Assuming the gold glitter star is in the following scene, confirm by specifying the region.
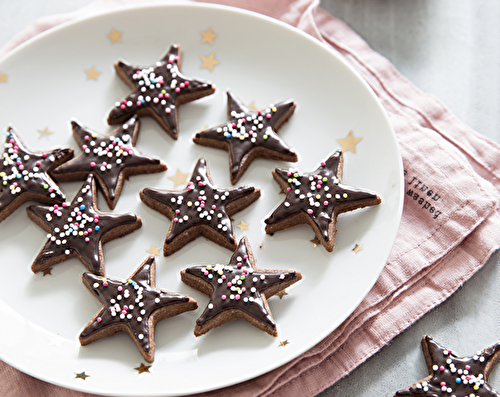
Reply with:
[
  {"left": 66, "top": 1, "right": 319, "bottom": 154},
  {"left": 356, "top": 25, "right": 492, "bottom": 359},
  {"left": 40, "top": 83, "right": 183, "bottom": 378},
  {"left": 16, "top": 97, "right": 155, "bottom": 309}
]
[
  {"left": 247, "top": 100, "right": 258, "bottom": 112},
  {"left": 277, "top": 290, "right": 288, "bottom": 299},
  {"left": 37, "top": 127, "right": 54, "bottom": 139},
  {"left": 310, "top": 236, "right": 320, "bottom": 248},
  {"left": 352, "top": 243, "right": 363, "bottom": 253},
  {"left": 337, "top": 131, "right": 363, "bottom": 154},
  {"left": 74, "top": 371, "right": 89, "bottom": 380},
  {"left": 134, "top": 363, "right": 152, "bottom": 374},
  {"left": 146, "top": 245, "right": 161, "bottom": 256},
  {"left": 167, "top": 168, "right": 191, "bottom": 188},
  {"left": 85, "top": 66, "right": 101, "bottom": 81},
  {"left": 200, "top": 52, "right": 220, "bottom": 72},
  {"left": 0, "top": 73, "right": 7, "bottom": 83},
  {"left": 279, "top": 340, "right": 290, "bottom": 347},
  {"left": 42, "top": 267, "right": 52, "bottom": 276},
  {"left": 107, "top": 28, "right": 122, "bottom": 44},
  {"left": 236, "top": 220, "right": 249, "bottom": 231},
  {"left": 200, "top": 27, "right": 217, "bottom": 45}
]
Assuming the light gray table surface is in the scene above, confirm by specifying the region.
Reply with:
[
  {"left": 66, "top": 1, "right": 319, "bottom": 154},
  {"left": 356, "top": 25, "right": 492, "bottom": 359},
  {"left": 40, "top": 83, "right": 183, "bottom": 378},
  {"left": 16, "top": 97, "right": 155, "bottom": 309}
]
[{"left": 0, "top": 1, "right": 499, "bottom": 396}]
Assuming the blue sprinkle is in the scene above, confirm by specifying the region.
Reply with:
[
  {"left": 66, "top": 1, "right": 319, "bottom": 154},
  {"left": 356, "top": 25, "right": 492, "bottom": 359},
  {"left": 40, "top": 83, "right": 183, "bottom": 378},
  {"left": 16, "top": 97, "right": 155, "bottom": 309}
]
[
  {"left": 455, "top": 378, "right": 461, "bottom": 384},
  {"left": 95, "top": 226, "right": 100, "bottom": 231},
  {"left": 80, "top": 205, "right": 85, "bottom": 210},
  {"left": 141, "top": 100, "right": 145, "bottom": 104}
]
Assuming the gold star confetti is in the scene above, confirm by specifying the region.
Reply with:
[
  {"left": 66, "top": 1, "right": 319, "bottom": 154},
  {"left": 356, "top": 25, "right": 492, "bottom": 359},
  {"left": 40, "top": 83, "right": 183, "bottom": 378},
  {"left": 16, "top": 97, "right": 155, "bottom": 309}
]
[
  {"left": 200, "top": 27, "right": 217, "bottom": 45},
  {"left": 279, "top": 340, "right": 290, "bottom": 347},
  {"left": 0, "top": 73, "right": 7, "bottom": 83},
  {"left": 167, "top": 168, "right": 191, "bottom": 188},
  {"left": 337, "top": 130, "right": 362, "bottom": 154},
  {"left": 310, "top": 236, "right": 320, "bottom": 248},
  {"left": 146, "top": 245, "right": 161, "bottom": 256},
  {"left": 248, "top": 100, "right": 259, "bottom": 112},
  {"left": 236, "top": 220, "right": 249, "bottom": 231},
  {"left": 134, "top": 363, "right": 152, "bottom": 374},
  {"left": 42, "top": 267, "right": 52, "bottom": 277},
  {"left": 352, "top": 243, "right": 363, "bottom": 253},
  {"left": 85, "top": 66, "right": 101, "bottom": 81},
  {"left": 200, "top": 53, "right": 220, "bottom": 72},
  {"left": 107, "top": 28, "right": 122, "bottom": 44},
  {"left": 37, "top": 127, "right": 54, "bottom": 139},
  {"left": 277, "top": 290, "right": 288, "bottom": 299},
  {"left": 74, "top": 371, "right": 90, "bottom": 380},
  {"left": 197, "top": 125, "right": 209, "bottom": 132}
]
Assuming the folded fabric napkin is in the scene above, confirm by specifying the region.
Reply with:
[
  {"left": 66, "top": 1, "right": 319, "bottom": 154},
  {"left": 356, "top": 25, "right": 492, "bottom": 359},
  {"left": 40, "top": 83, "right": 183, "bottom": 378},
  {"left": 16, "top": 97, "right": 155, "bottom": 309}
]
[{"left": 2, "top": 0, "right": 500, "bottom": 396}]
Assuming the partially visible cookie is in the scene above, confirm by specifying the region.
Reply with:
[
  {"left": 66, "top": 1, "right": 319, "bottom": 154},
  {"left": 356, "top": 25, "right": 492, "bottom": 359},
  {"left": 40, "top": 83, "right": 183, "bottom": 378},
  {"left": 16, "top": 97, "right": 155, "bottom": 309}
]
[
  {"left": 193, "top": 91, "right": 298, "bottom": 184},
  {"left": 80, "top": 255, "right": 197, "bottom": 363},
  {"left": 52, "top": 116, "right": 167, "bottom": 209},
  {"left": 0, "top": 126, "right": 73, "bottom": 223},
  {"left": 181, "top": 236, "right": 302, "bottom": 337},
  {"left": 108, "top": 43, "right": 215, "bottom": 139},
  {"left": 140, "top": 158, "right": 261, "bottom": 256},
  {"left": 394, "top": 335, "right": 500, "bottom": 396},
  {"left": 265, "top": 149, "right": 381, "bottom": 252},
  {"left": 27, "top": 174, "right": 141, "bottom": 276}
]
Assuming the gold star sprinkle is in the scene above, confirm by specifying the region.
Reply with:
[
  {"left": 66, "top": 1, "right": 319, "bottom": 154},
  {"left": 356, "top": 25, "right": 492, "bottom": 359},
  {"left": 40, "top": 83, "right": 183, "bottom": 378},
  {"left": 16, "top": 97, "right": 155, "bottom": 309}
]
[
  {"left": 200, "top": 53, "right": 220, "bottom": 72},
  {"left": 42, "top": 267, "right": 52, "bottom": 277},
  {"left": 197, "top": 125, "right": 209, "bottom": 132},
  {"left": 310, "top": 236, "right": 320, "bottom": 248},
  {"left": 167, "top": 168, "right": 191, "bottom": 188},
  {"left": 236, "top": 220, "right": 249, "bottom": 231},
  {"left": 277, "top": 290, "right": 288, "bottom": 299},
  {"left": 279, "top": 340, "right": 290, "bottom": 347},
  {"left": 85, "top": 66, "right": 101, "bottom": 81},
  {"left": 0, "top": 73, "right": 7, "bottom": 83},
  {"left": 200, "top": 27, "right": 217, "bottom": 45},
  {"left": 107, "top": 28, "right": 122, "bottom": 44},
  {"left": 352, "top": 244, "right": 363, "bottom": 253},
  {"left": 134, "top": 363, "right": 152, "bottom": 374},
  {"left": 146, "top": 245, "right": 161, "bottom": 256},
  {"left": 337, "top": 131, "right": 363, "bottom": 154},
  {"left": 74, "top": 371, "right": 89, "bottom": 380},
  {"left": 37, "top": 127, "right": 54, "bottom": 139},
  {"left": 248, "top": 100, "right": 259, "bottom": 112}
]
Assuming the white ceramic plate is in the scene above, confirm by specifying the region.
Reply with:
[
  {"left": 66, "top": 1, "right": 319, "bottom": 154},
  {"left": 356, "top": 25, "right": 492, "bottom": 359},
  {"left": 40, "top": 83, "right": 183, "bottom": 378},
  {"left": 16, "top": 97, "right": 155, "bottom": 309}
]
[{"left": 0, "top": 3, "right": 403, "bottom": 396}]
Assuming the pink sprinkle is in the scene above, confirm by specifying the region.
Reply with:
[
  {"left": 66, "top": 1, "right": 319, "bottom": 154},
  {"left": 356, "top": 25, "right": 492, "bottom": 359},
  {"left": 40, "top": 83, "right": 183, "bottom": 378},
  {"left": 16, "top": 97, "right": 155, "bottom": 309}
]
[
  {"left": 241, "top": 287, "right": 246, "bottom": 292},
  {"left": 237, "top": 263, "right": 242, "bottom": 268},
  {"left": 84, "top": 135, "right": 90, "bottom": 141},
  {"left": 175, "top": 87, "right": 180, "bottom": 93},
  {"left": 221, "top": 275, "right": 226, "bottom": 280},
  {"left": 184, "top": 81, "right": 189, "bottom": 86},
  {"left": 48, "top": 188, "right": 54, "bottom": 193},
  {"left": 320, "top": 162, "right": 326, "bottom": 167},
  {"left": 121, "top": 310, "right": 127, "bottom": 315},
  {"left": 118, "top": 286, "right": 122, "bottom": 291},
  {"left": 137, "top": 101, "right": 142, "bottom": 106},
  {"left": 243, "top": 255, "right": 248, "bottom": 259},
  {"left": 287, "top": 172, "right": 292, "bottom": 176},
  {"left": 165, "top": 93, "right": 170, "bottom": 98},
  {"left": 165, "top": 108, "right": 171, "bottom": 114},
  {"left": 82, "top": 145, "right": 88, "bottom": 150},
  {"left": 53, "top": 205, "right": 59, "bottom": 210},
  {"left": 120, "top": 104, "right": 126, "bottom": 109},
  {"left": 102, "top": 162, "right": 107, "bottom": 167},
  {"left": 198, "top": 182, "right": 204, "bottom": 186},
  {"left": 235, "top": 295, "right": 240, "bottom": 301},
  {"left": 103, "top": 281, "right": 108, "bottom": 287},
  {"left": 158, "top": 93, "right": 164, "bottom": 98},
  {"left": 221, "top": 295, "right": 226, "bottom": 300},
  {"left": 97, "top": 317, "right": 102, "bottom": 323},
  {"left": 266, "top": 113, "right": 271, "bottom": 119},
  {"left": 35, "top": 161, "right": 41, "bottom": 166},
  {"left": 175, "top": 209, "right": 180, "bottom": 214},
  {"left": 204, "top": 271, "right": 209, "bottom": 276},
  {"left": 90, "top": 162, "right": 96, "bottom": 167},
  {"left": 173, "top": 218, "right": 179, "bottom": 222},
  {"left": 439, "top": 366, "right": 445, "bottom": 371},
  {"left": 180, "top": 83, "right": 185, "bottom": 88},
  {"left": 440, "top": 382, "right": 446, "bottom": 386},
  {"left": 84, "top": 231, "right": 88, "bottom": 236},
  {"left": 212, "top": 205, "right": 216, "bottom": 209},
  {"left": 324, "top": 201, "right": 329, "bottom": 206},
  {"left": 227, "top": 282, "right": 232, "bottom": 287},
  {"left": 42, "top": 153, "right": 47, "bottom": 158},
  {"left": 85, "top": 237, "right": 90, "bottom": 242},
  {"left": 465, "top": 365, "right": 471, "bottom": 370},
  {"left": 307, "top": 209, "right": 314, "bottom": 214},
  {"left": 123, "top": 305, "right": 128, "bottom": 311},
  {"left": 287, "top": 187, "right": 291, "bottom": 192}
]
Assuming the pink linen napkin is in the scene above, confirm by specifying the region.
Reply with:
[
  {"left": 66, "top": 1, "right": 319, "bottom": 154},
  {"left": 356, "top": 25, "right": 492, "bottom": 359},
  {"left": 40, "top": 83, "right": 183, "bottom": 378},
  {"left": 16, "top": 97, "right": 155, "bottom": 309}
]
[{"left": 2, "top": 0, "right": 500, "bottom": 396}]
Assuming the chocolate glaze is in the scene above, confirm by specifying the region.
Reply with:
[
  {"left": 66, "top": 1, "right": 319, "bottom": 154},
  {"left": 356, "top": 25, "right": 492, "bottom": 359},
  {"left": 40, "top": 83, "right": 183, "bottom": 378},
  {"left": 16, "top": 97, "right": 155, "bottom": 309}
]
[
  {"left": 194, "top": 91, "right": 297, "bottom": 183},
  {"left": 80, "top": 255, "right": 195, "bottom": 357},
  {"left": 27, "top": 174, "right": 141, "bottom": 275},
  {"left": 0, "top": 126, "right": 73, "bottom": 221},
  {"left": 265, "top": 149, "right": 381, "bottom": 242},
  {"left": 396, "top": 335, "right": 500, "bottom": 396},
  {"left": 52, "top": 116, "right": 166, "bottom": 208},
  {"left": 108, "top": 44, "right": 215, "bottom": 138},
  {"left": 184, "top": 237, "right": 301, "bottom": 334},
  {"left": 140, "top": 158, "right": 259, "bottom": 251}
]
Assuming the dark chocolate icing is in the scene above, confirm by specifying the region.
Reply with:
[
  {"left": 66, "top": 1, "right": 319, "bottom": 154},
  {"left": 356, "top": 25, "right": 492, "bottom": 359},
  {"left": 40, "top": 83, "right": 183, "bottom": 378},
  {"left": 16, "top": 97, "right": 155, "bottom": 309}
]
[
  {"left": 27, "top": 174, "right": 141, "bottom": 275},
  {"left": 108, "top": 44, "right": 214, "bottom": 139},
  {"left": 194, "top": 91, "right": 297, "bottom": 183},
  {"left": 395, "top": 335, "right": 500, "bottom": 396},
  {"left": 265, "top": 149, "right": 381, "bottom": 242},
  {"left": 0, "top": 126, "right": 73, "bottom": 222},
  {"left": 184, "top": 237, "right": 301, "bottom": 334},
  {"left": 140, "top": 158, "right": 259, "bottom": 253},
  {"left": 80, "top": 255, "right": 195, "bottom": 358},
  {"left": 52, "top": 116, "right": 166, "bottom": 208}
]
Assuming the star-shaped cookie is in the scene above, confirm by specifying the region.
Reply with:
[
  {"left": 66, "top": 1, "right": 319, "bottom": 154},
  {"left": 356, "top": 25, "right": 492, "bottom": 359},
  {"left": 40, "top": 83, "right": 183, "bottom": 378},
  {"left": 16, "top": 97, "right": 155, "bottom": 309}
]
[
  {"left": 264, "top": 149, "right": 381, "bottom": 252},
  {"left": 27, "top": 174, "right": 142, "bottom": 275},
  {"left": 193, "top": 92, "right": 298, "bottom": 184},
  {"left": 0, "top": 127, "right": 73, "bottom": 223},
  {"left": 52, "top": 116, "right": 167, "bottom": 209},
  {"left": 80, "top": 255, "right": 197, "bottom": 363},
  {"left": 108, "top": 44, "right": 215, "bottom": 139},
  {"left": 395, "top": 335, "right": 500, "bottom": 396},
  {"left": 140, "top": 158, "right": 260, "bottom": 256},
  {"left": 181, "top": 236, "right": 301, "bottom": 336}
]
